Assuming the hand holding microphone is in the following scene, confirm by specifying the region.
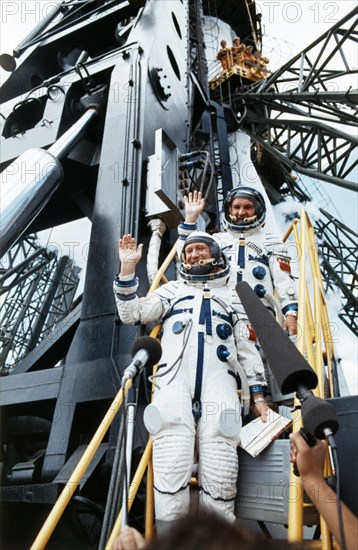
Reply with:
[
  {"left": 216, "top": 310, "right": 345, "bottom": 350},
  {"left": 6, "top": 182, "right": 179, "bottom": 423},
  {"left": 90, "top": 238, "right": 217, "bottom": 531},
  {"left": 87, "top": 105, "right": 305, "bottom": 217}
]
[
  {"left": 290, "top": 430, "right": 326, "bottom": 480},
  {"left": 291, "top": 427, "right": 317, "bottom": 476}
]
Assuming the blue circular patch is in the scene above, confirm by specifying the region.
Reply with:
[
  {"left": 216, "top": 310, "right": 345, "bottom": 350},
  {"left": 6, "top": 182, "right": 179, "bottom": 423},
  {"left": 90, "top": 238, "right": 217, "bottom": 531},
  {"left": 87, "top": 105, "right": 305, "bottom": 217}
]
[
  {"left": 254, "top": 284, "right": 266, "bottom": 298},
  {"left": 172, "top": 321, "right": 185, "bottom": 334},
  {"left": 252, "top": 266, "right": 266, "bottom": 280},
  {"left": 217, "top": 345, "right": 230, "bottom": 362},
  {"left": 216, "top": 323, "right": 232, "bottom": 340}
]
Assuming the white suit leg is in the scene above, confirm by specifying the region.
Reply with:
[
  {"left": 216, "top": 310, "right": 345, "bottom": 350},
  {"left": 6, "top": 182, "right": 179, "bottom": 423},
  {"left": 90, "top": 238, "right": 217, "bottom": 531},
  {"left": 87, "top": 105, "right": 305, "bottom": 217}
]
[
  {"left": 144, "top": 381, "right": 195, "bottom": 522},
  {"left": 197, "top": 369, "right": 241, "bottom": 521},
  {"left": 198, "top": 437, "right": 238, "bottom": 521},
  {"left": 152, "top": 430, "right": 194, "bottom": 521}
]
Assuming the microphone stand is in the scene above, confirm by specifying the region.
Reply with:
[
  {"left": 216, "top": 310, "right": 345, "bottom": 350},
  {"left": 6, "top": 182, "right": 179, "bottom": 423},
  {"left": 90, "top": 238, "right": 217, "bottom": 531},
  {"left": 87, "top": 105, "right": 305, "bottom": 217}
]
[
  {"left": 121, "top": 384, "right": 137, "bottom": 527},
  {"left": 118, "top": 336, "right": 161, "bottom": 527}
]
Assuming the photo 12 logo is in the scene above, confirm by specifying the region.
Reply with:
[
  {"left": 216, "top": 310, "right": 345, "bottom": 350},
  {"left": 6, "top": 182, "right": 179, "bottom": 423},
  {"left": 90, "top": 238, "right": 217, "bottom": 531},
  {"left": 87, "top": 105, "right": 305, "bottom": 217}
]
[
  {"left": 1, "top": 2, "right": 60, "bottom": 25},
  {"left": 258, "top": 2, "right": 340, "bottom": 25}
]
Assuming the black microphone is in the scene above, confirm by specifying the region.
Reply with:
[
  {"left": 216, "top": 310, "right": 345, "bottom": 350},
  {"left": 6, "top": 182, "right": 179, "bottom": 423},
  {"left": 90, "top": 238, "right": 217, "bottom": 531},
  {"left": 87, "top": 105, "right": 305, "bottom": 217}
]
[
  {"left": 236, "top": 281, "right": 317, "bottom": 393},
  {"left": 296, "top": 384, "right": 339, "bottom": 439},
  {"left": 121, "top": 336, "right": 162, "bottom": 386},
  {"left": 236, "top": 282, "right": 339, "bottom": 439}
]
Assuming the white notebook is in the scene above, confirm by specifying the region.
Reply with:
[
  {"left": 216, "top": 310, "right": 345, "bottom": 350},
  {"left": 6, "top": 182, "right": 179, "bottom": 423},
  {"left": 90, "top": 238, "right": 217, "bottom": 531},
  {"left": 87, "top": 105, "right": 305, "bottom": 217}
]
[{"left": 239, "top": 410, "right": 292, "bottom": 457}]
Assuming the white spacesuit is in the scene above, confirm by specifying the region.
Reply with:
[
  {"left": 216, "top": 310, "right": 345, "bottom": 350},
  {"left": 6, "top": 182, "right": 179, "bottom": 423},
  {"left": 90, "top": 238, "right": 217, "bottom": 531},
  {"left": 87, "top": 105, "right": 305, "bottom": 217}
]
[
  {"left": 178, "top": 187, "right": 298, "bottom": 323},
  {"left": 114, "top": 233, "right": 268, "bottom": 529}
]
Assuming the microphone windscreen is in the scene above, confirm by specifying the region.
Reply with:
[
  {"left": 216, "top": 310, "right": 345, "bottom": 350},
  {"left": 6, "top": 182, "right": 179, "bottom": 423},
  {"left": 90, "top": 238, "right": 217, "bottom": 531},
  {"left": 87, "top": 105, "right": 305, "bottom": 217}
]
[
  {"left": 301, "top": 396, "right": 339, "bottom": 438},
  {"left": 131, "top": 336, "right": 162, "bottom": 367},
  {"left": 236, "top": 282, "right": 318, "bottom": 394}
]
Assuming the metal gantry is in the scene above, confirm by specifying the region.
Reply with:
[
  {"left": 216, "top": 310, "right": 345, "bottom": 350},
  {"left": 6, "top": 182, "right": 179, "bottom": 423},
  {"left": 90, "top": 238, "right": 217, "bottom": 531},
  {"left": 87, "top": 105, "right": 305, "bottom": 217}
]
[
  {"left": 0, "top": 234, "right": 80, "bottom": 373},
  {"left": 209, "top": 6, "right": 358, "bottom": 336},
  {"left": 315, "top": 209, "right": 358, "bottom": 336},
  {"left": 231, "top": 7, "right": 358, "bottom": 192}
]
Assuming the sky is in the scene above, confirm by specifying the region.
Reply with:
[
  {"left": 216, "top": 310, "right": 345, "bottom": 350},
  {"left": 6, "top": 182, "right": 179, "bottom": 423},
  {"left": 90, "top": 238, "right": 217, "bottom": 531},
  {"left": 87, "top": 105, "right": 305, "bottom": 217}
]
[{"left": 1, "top": 0, "right": 357, "bottom": 392}]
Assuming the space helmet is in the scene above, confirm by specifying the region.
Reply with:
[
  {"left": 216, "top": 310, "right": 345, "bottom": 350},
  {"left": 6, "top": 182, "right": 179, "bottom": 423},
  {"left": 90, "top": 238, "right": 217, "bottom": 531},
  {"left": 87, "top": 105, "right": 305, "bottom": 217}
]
[
  {"left": 180, "top": 232, "right": 230, "bottom": 282},
  {"left": 223, "top": 186, "right": 266, "bottom": 232}
]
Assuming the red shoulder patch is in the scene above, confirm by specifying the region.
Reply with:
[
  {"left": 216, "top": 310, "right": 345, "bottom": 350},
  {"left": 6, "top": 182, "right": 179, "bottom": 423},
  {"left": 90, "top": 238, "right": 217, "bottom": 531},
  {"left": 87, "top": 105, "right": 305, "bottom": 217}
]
[
  {"left": 247, "top": 324, "right": 257, "bottom": 342},
  {"left": 276, "top": 257, "right": 291, "bottom": 273}
]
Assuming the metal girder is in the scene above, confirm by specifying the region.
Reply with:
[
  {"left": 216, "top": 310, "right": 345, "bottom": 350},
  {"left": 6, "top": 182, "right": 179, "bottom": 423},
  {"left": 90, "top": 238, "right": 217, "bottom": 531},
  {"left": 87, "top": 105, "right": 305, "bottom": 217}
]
[
  {"left": 10, "top": 303, "right": 81, "bottom": 374},
  {"left": 226, "top": 7, "right": 358, "bottom": 191},
  {"left": 257, "top": 7, "right": 358, "bottom": 94},
  {"left": 13, "top": 0, "right": 135, "bottom": 56},
  {"left": 188, "top": 0, "right": 208, "bottom": 93},
  {"left": 0, "top": 235, "right": 80, "bottom": 373},
  {"left": 314, "top": 209, "right": 358, "bottom": 336},
  {"left": 0, "top": 367, "right": 64, "bottom": 405},
  {"left": 234, "top": 90, "right": 357, "bottom": 126},
  {"left": 243, "top": 117, "right": 357, "bottom": 192}
]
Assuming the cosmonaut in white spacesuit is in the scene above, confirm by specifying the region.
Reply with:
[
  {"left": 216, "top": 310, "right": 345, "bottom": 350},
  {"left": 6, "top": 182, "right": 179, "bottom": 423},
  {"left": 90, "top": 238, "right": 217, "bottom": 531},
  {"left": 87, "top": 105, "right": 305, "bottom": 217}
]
[
  {"left": 178, "top": 187, "right": 298, "bottom": 336},
  {"left": 113, "top": 232, "right": 270, "bottom": 532}
]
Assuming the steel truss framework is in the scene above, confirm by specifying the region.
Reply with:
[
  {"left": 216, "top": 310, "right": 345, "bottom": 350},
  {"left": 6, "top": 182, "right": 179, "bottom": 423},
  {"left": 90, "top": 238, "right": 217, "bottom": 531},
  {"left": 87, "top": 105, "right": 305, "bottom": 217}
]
[
  {"left": 315, "top": 209, "right": 358, "bottom": 335},
  {"left": 0, "top": 235, "right": 80, "bottom": 372},
  {"left": 1, "top": 3, "right": 356, "bottom": 341},
  {"left": 211, "top": 7, "right": 358, "bottom": 336},
  {"left": 13, "top": 0, "right": 135, "bottom": 58},
  {"left": 230, "top": 7, "right": 358, "bottom": 192}
]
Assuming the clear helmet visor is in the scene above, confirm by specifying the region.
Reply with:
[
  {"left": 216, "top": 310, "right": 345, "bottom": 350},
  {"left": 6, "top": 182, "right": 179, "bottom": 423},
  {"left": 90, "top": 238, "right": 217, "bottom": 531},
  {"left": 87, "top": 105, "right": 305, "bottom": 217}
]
[
  {"left": 223, "top": 186, "right": 266, "bottom": 232},
  {"left": 180, "top": 232, "right": 229, "bottom": 281}
]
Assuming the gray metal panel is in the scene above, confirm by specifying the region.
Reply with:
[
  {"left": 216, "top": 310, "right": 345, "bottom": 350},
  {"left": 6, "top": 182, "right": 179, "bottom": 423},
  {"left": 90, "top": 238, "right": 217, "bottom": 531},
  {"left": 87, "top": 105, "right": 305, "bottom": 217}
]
[
  {"left": 236, "top": 439, "right": 319, "bottom": 526},
  {"left": 0, "top": 367, "right": 63, "bottom": 405},
  {"left": 327, "top": 396, "right": 358, "bottom": 516},
  {"left": 0, "top": 483, "right": 58, "bottom": 505},
  {"left": 236, "top": 440, "right": 291, "bottom": 524}
]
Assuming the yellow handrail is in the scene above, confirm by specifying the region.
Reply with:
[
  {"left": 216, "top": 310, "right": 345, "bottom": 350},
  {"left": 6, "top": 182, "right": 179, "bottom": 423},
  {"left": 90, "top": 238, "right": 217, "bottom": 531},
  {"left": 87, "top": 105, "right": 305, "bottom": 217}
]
[
  {"left": 145, "top": 455, "right": 155, "bottom": 538},
  {"left": 286, "top": 208, "right": 337, "bottom": 548},
  {"left": 30, "top": 378, "right": 133, "bottom": 550},
  {"left": 148, "top": 240, "right": 178, "bottom": 293}
]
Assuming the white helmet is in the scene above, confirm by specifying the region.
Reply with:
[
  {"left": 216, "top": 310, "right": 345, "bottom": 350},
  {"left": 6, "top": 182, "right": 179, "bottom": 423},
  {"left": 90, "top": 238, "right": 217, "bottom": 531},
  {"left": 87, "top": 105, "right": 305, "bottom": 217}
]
[
  {"left": 223, "top": 186, "right": 266, "bottom": 232},
  {"left": 180, "top": 232, "right": 230, "bottom": 282}
]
